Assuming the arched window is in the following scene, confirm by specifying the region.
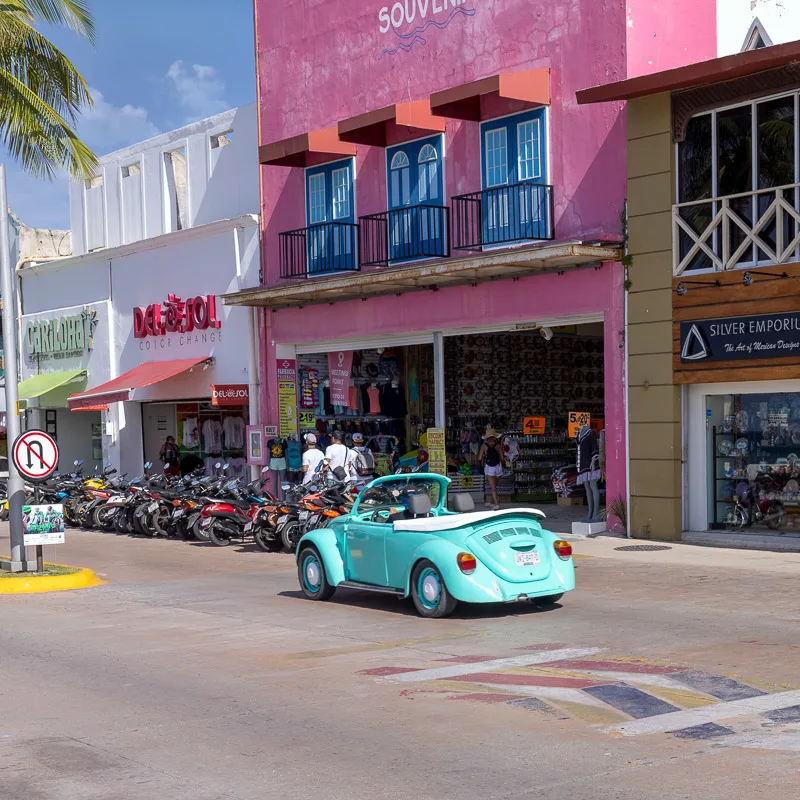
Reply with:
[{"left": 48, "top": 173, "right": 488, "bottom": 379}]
[
  {"left": 418, "top": 144, "right": 439, "bottom": 202},
  {"left": 390, "top": 150, "right": 410, "bottom": 207},
  {"left": 391, "top": 151, "right": 410, "bottom": 170}
]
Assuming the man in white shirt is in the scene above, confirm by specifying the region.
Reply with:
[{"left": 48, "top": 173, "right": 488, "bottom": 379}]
[
  {"left": 302, "top": 434, "right": 325, "bottom": 485},
  {"left": 325, "top": 430, "right": 356, "bottom": 476}
]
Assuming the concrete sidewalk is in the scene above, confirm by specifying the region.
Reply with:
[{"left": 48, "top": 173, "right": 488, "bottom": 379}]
[{"left": 570, "top": 534, "right": 800, "bottom": 574}]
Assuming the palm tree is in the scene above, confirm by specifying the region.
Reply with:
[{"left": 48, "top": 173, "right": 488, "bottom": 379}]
[{"left": 0, "top": 0, "right": 97, "bottom": 179}]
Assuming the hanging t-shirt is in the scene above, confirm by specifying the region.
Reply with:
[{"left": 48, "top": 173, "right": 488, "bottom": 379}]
[
  {"left": 286, "top": 439, "right": 302, "bottom": 471},
  {"left": 268, "top": 438, "right": 286, "bottom": 460},
  {"left": 182, "top": 417, "right": 200, "bottom": 448},
  {"left": 348, "top": 384, "right": 358, "bottom": 411},
  {"left": 222, "top": 416, "right": 245, "bottom": 449},
  {"left": 380, "top": 384, "right": 407, "bottom": 418},
  {"left": 202, "top": 419, "right": 223, "bottom": 453},
  {"left": 367, "top": 386, "right": 381, "bottom": 415}
]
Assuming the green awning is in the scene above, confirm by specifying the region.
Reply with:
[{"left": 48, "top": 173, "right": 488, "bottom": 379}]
[{"left": 18, "top": 370, "right": 87, "bottom": 401}]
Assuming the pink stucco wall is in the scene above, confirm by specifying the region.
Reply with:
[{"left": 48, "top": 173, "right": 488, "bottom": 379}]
[
  {"left": 626, "top": 0, "right": 717, "bottom": 79},
  {"left": 253, "top": 0, "right": 718, "bottom": 507},
  {"left": 256, "top": 0, "right": 630, "bottom": 286}
]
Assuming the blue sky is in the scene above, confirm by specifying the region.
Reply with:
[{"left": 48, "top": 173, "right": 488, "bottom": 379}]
[{"left": 5, "top": 0, "right": 256, "bottom": 229}]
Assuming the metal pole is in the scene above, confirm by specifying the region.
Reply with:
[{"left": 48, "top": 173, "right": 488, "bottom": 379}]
[
  {"left": 433, "top": 332, "right": 445, "bottom": 428},
  {"left": 34, "top": 483, "right": 42, "bottom": 573},
  {"left": 0, "top": 164, "right": 27, "bottom": 571}
]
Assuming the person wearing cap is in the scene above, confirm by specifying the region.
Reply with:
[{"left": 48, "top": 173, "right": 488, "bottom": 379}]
[
  {"left": 479, "top": 426, "right": 503, "bottom": 510},
  {"left": 351, "top": 432, "right": 375, "bottom": 480},
  {"left": 302, "top": 433, "right": 325, "bottom": 485}
]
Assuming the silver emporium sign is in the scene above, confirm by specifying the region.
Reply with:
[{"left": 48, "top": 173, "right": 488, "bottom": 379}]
[
  {"left": 680, "top": 312, "right": 800, "bottom": 363},
  {"left": 25, "top": 308, "right": 98, "bottom": 361}
]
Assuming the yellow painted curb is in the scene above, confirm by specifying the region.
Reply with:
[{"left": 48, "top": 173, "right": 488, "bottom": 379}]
[{"left": 0, "top": 566, "right": 106, "bottom": 595}]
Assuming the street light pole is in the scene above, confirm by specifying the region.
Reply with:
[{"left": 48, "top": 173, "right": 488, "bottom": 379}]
[{"left": 0, "top": 164, "right": 28, "bottom": 571}]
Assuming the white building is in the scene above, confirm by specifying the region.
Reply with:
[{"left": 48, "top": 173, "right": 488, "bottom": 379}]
[
  {"left": 18, "top": 104, "right": 261, "bottom": 477},
  {"left": 717, "top": 1, "right": 800, "bottom": 56}
]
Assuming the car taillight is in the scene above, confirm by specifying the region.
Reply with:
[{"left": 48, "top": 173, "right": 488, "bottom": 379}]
[
  {"left": 553, "top": 540, "right": 572, "bottom": 560},
  {"left": 457, "top": 552, "right": 477, "bottom": 574}
]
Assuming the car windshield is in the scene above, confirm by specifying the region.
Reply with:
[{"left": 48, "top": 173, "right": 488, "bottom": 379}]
[{"left": 358, "top": 478, "right": 442, "bottom": 513}]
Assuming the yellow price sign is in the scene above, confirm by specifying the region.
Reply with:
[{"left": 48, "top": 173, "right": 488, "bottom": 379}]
[
  {"left": 568, "top": 411, "right": 591, "bottom": 438},
  {"left": 298, "top": 411, "right": 316, "bottom": 428}
]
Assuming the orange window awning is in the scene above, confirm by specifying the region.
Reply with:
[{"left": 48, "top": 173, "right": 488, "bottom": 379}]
[
  {"left": 259, "top": 127, "right": 357, "bottom": 167},
  {"left": 68, "top": 357, "right": 212, "bottom": 411},
  {"left": 338, "top": 100, "right": 446, "bottom": 147},
  {"left": 430, "top": 68, "right": 550, "bottom": 122}
]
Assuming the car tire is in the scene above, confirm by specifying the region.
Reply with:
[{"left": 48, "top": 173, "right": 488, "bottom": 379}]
[
  {"left": 410, "top": 560, "right": 458, "bottom": 618},
  {"left": 298, "top": 547, "right": 335, "bottom": 601},
  {"left": 531, "top": 593, "right": 564, "bottom": 606}
]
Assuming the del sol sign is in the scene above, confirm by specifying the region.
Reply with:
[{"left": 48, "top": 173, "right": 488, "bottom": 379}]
[
  {"left": 680, "top": 311, "right": 800, "bottom": 363},
  {"left": 134, "top": 294, "right": 222, "bottom": 352},
  {"left": 25, "top": 308, "right": 97, "bottom": 361}
]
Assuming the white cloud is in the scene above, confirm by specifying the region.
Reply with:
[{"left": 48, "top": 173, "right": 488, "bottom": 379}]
[
  {"left": 166, "top": 60, "right": 229, "bottom": 122},
  {"left": 80, "top": 88, "right": 160, "bottom": 152}
]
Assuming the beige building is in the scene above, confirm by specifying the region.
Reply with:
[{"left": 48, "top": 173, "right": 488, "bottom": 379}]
[{"left": 579, "top": 40, "right": 800, "bottom": 548}]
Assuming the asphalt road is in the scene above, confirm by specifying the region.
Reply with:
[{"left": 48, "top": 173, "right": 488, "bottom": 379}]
[{"left": 0, "top": 528, "right": 798, "bottom": 799}]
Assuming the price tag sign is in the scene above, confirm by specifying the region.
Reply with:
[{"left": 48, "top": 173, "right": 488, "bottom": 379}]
[
  {"left": 568, "top": 411, "right": 591, "bottom": 438},
  {"left": 524, "top": 416, "right": 546, "bottom": 435},
  {"left": 461, "top": 475, "right": 474, "bottom": 489},
  {"left": 298, "top": 411, "right": 316, "bottom": 428}
]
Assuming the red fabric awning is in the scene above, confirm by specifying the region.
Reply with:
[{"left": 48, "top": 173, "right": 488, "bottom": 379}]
[
  {"left": 68, "top": 357, "right": 212, "bottom": 410},
  {"left": 71, "top": 404, "right": 109, "bottom": 413}
]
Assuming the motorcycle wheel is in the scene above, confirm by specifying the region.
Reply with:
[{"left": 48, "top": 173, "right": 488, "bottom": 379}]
[
  {"left": 726, "top": 506, "right": 748, "bottom": 530},
  {"left": 281, "top": 521, "right": 303, "bottom": 553},
  {"left": 152, "top": 507, "right": 173, "bottom": 537},
  {"left": 176, "top": 516, "right": 193, "bottom": 540},
  {"left": 766, "top": 503, "right": 785, "bottom": 530},
  {"left": 193, "top": 517, "right": 211, "bottom": 542},
  {"left": 208, "top": 521, "right": 234, "bottom": 547},
  {"left": 95, "top": 505, "right": 119, "bottom": 532},
  {"left": 254, "top": 527, "right": 282, "bottom": 553},
  {"left": 0, "top": 506, "right": 8, "bottom": 522},
  {"left": 132, "top": 513, "right": 151, "bottom": 536},
  {"left": 116, "top": 507, "right": 133, "bottom": 533}
]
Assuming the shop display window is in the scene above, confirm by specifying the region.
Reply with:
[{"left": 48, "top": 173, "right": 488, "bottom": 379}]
[{"left": 709, "top": 392, "right": 800, "bottom": 531}]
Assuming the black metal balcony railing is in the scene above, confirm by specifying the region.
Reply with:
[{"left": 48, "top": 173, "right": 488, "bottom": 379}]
[
  {"left": 359, "top": 205, "right": 450, "bottom": 267},
  {"left": 279, "top": 222, "right": 360, "bottom": 279},
  {"left": 452, "top": 183, "right": 554, "bottom": 250}
]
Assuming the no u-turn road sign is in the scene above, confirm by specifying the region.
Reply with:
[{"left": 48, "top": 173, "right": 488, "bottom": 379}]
[{"left": 12, "top": 430, "right": 59, "bottom": 482}]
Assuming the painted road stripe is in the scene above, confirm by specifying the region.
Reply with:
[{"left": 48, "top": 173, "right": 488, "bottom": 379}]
[
  {"left": 673, "top": 670, "right": 766, "bottom": 701},
  {"left": 512, "top": 667, "right": 693, "bottom": 691},
  {"left": 506, "top": 698, "right": 561, "bottom": 715},
  {"left": 378, "top": 647, "right": 603, "bottom": 683},
  {"left": 718, "top": 732, "right": 800, "bottom": 752},
  {"left": 605, "top": 689, "right": 800, "bottom": 736},
  {"left": 584, "top": 684, "right": 680, "bottom": 719},
  {"left": 669, "top": 723, "right": 734, "bottom": 741},
  {"left": 448, "top": 672, "right": 607, "bottom": 689},
  {"left": 765, "top": 705, "right": 800, "bottom": 723},
  {"left": 462, "top": 683, "right": 614, "bottom": 708},
  {"left": 537, "top": 660, "right": 687, "bottom": 675}
]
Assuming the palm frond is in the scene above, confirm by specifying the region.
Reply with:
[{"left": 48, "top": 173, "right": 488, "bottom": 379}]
[
  {"left": 0, "top": 12, "right": 92, "bottom": 122},
  {"left": 0, "top": 66, "right": 97, "bottom": 179},
  {"left": 15, "top": 0, "right": 94, "bottom": 42}
]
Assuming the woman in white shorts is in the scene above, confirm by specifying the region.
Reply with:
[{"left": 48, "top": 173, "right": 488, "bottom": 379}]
[{"left": 479, "top": 426, "right": 503, "bottom": 510}]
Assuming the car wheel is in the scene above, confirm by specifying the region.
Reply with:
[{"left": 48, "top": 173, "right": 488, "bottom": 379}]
[
  {"left": 298, "top": 547, "right": 336, "bottom": 601},
  {"left": 531, "top": 593, "right": 564, "bottom": 606},
  {"left": 410, "top": 560, "right": 458, "bottom": 618}
]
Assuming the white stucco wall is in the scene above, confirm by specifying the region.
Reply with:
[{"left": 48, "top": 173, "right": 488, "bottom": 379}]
[
  {"left": 19, "top": 214, "right": 261, "bottom": 476},
  {"left": 69, "top": 104, "right": 258, "bottom": 256},
  {"left": 717, "top": 0, "right": 800, "bottom": 56}
]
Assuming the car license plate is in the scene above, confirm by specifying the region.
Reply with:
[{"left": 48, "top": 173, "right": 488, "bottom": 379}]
[
  {"left": 298, "top": 510, "right": 309, "bottom": 521},
  {"left": 244, "top": 521, "right": 253, "bottom": 533},
  {"left": 514, "top": 551, "right": 540, "bottom": 567},
  {"left": 148, "top": 502, "right": 159, "bottom": 513}
]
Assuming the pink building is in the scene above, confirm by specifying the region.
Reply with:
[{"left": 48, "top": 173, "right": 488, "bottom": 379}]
[{"left": 227, "top": 0, "right": 716, "bottom": 514}]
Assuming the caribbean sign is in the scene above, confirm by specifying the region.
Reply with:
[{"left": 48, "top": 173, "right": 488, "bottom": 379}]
[{"left": 680, "top": 312, "right": 800, "bottom": 363}]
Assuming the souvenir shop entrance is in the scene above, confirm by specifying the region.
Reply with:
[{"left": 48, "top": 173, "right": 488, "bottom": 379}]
[
  {"left": 443, "top": 324, "right": 606, "bottom": 507},
  {"left": 141, "top": 399, "right": 249, "bottom": 479},
  {"left": 289, "top": 321, "right": 607, "bottom": 510}
]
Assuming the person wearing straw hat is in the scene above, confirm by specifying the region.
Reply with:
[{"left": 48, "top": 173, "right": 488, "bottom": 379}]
[{"left": 479, "top": 426, "right": 503, "bottom": 510}]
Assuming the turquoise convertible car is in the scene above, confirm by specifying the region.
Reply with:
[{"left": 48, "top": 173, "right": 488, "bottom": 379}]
[{"left": 295, "top": 474, "right": 575, "bottom": 618}]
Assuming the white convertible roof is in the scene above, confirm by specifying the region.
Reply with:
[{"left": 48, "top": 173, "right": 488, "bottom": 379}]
[{"left": 393, "top": 508, "right": 546, "bottom": 533}]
